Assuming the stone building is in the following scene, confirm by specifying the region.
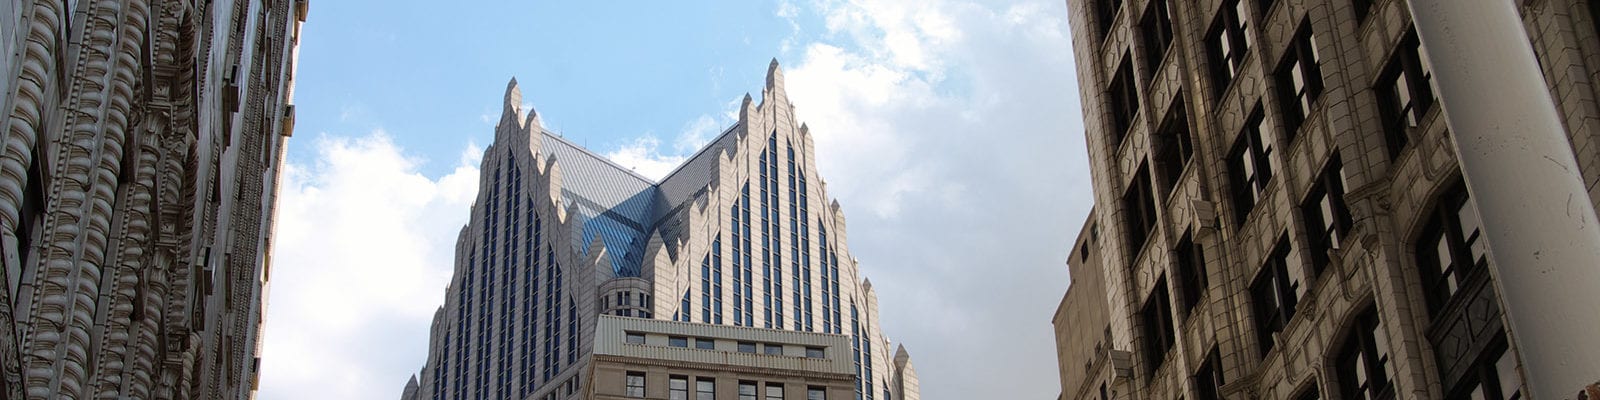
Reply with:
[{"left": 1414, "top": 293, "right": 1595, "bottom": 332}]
[
  {"left": 1056, "top": 0, "right": 1600, "bottom": 399},
  {"left": 0, "top": 0, "right": 305, "bottom": 398},
  {"left": 400, "top": 61, "right": 918, "bottom": 400},
  {"left": 583, "top": 315, "right": 857, "bottom": 400}
]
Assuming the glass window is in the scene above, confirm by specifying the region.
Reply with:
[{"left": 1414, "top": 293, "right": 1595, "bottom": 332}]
[
  {"left": 625, "top": 333, "right": 645, "bottom": 345},
  {"left": 1175, "top": 230, "right": 1208, "bottom": 313},
  {"left": 1295, "top": 386, "right": 1320, "bottom": 400},
  {"left": 625, "top": 372, "right": 646, "bottom": 398},
  {"left": 1109, "top": 55, "right": 1141, "bottom": 146},
  {"left": 739, "top": 342, "right": 758, "bottom": 353},
  {"left": 669, "top": 336, "right": 688, "bottom": 348},
  {"left": 1250, "top": 238, "right": 1299, "bottom": 354},
  {"left": 1303, "top": 154, "right": 1351, "bottom": 275},
  {"left": 1154, "top": 96, "right": 1193, "bottom": 195},
  {"left": 806, "top": 347, "right": 826, "bottom": 358},
  {"left": 1096, "top": 0, "right": 1123, "bottom": 39},
  {"left": 1415, "top": 184, "right": 1488, "bottom": 317},
  {"left": 695, "top": 338, "right": 716, "bottom": 350},
  {"left": 1353, "top": 0, "right": 1373, "bottom": 23},
  {"left": 1141, "top": 277, "right": 1177, "bottom": 374},
  {"left": 1123, "top": 164, "right": 1158, "bottom": 253},
  {"left": 740, "top": 381, "right": 759, "bottom": 400},
  {"left": 1276, "top": 19, "right": 1324, "bottom": 138},
  {"left": 670, "top": 376, "right": 689, "bottom": 400},
  {"left": 764, "top": 343, "right": 784, "bottom": 356},
  {"left": 809, "top": 387, "right": 828, "bottom": 400},
  {"left": 1377, "top": 29, "right": 1435, "bottom": 160},
  {"left": 697, "top": 379, "right": 716, "bottom": 400},
  {"left": 1194, "top": 348, "right": 1224, "bottom": 400},
  {"left": 1228, "top": 108, "right": 1275, "bottom": 225},
  {"left": 767, "top": 384, "right": 785, "bottom": 400},
  {"left": 1140, "top": 0, "right": 1175, "bottom": 75},
  {"left": 1206, "top": 0, "right": 1252, "bottom": 99},
  {"left": 1337, "top": 307, "right": 1393, "bottom": 400}
]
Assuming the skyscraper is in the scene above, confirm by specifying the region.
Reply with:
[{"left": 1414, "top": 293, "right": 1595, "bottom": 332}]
[{"left": 403, "top": 61, "right": 918, "bottom": 400}]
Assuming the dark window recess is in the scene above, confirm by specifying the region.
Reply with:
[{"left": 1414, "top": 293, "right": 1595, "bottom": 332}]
[
  {"left": 1123, "top": 164, "right": 1159, "bottom": 253},
  {"left": 1376, "top": 29, "right": 1435, "bottom": 160},
  {"left": 1140, "top": 0, "right": 1175, "bottom": 75},
  {"left": 1446, "top": 334, "right": 1523, "bottom": 400},
  {"left": 1175, "top": 230, "right": 1208, "bottom": 314},
  {"left": 1250, "top": 238, "right": 1299, "bottom": 354},
  {"left": 1353, "top": 0, "right": 1374, "bottom": 24},
  {"left": 668, "top": 336, "right": 688, "bottom": 348},
  {"left": 1154, "top": 98, "right": 1194, "bottom": 195},
  {"left": 1194, "top": 348, "right": 1225, "bottom": 400},
  {"left": 1415, "top": 184, "right": 1488, "bottom": 317},
  {"left": 1295, "top": 386, "right": 1321, "bottom": 400},
  {"left": 1303, "top": 153, "right": 1352, "bottom": 275},
  {"left": 1140, "top": 277, "right": 1177, "bottom": 375},
  {"left": 16, "top": 154, "right": 45, "bottom": 267},
  {"left": 1336, "top": 307, "right": 1394, "bottom": 400},
  {"left": 1228, "top": 108, "right": 1275, "bottom": 226},
  {"left": 1206, "top": 0, "right": 1252, "bottom": 100},
  {"left": 1109, "top": 56, "right": 1141, "bottom": 147},
  {"left": 1097, "top": 0, "right": 1124, "bottom": 39},
  {"left": 1258, "top": 0, "right": 1276, "bottom": 14},
  {"left": 1276, "top": 20, "right": 1324, "bottom": 139}
]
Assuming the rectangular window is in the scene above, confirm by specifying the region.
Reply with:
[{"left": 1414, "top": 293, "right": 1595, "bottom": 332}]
[
  {"left": 1276, "top": 19, "right": 1324, "bottom": 139},
  {"left": 625, "top": 372, "right": 647, "bottom": 398},
  {"left": 738, "top": 342, "right": 758, "bottom": 353},
  {"left": 1206, "top": 0, "right": 1252, "bottom": 99},
  {"left": 695, "top": 338, "right": 716, "bottom": 350},
  {"left": 1416, "top": 184, "right": 1488, "bottom": 317},
  {"left": 1448, "top": 335, "right": 1523, "bottom": 400},
  {"left": 1175, "top": 230, "right": 1208, "bottom": 313},
  {"left": 625, "top": 332, "right": 645, "bottom": 345},
  {"left": 1194, "top": 348, "right": 1224, "bottom": 400},
  {"left": 696, "top": 379, "right": 716, "bottom": 400},
  {"left": 1140, "top": 0, "right": 1175, "bottom": 75},
  {"left": 1302, "top": 154, "right": 1351, "bottom": 275},
  {"left": 767, "top": 384, "right": 785, "bottom": 400},
  {"left": 1353, "top": 0, "right": 1373, "bottom": 24},
  {"left": 1228, "top": 108, "right": 1274, "bottom": 225},
  {"left": 1154, "top": 98, "right": 1194, "bottom": 195},
  {"left": 1294, "top": 386, "right": 1320, "bottom": 400},
  {"left": 1123, "top": 164, "right": 1159, "bottom": 254},
  {"left": 1109, "top": 55, "right": 1141, "bottom": 146},
  {"left": 1337, "top": 307, "right": 1393, "bottom": 400},
  {"left": 1096, "top": 0, "right": 1124, "bottom": 39},
  {"left": 764, "top": 343, "right": 784, "bottom": 356},
  {"left": 1250, "top": 238, "right": 1299, "bottom": 354},
  {"left": 806, "top": 347, "right": 827, "bottom": 358},
  {"left": 669, "top": 336, "right": 688, "bottom": 348},
  {"left": 1141, "top": 277, "right": 1177, "bottom": 374},
  {"left": 740, "top": 381, "right": 759, "bottom": 400},
  {"left": 1377, "top": 29, "right": 1435, "bottom": 160},
  {"left": 671, "top": 376, "right": 689, "bottom": 400},
  {"left": 809, "top": 387, "right": 828, "bottom": 400}
]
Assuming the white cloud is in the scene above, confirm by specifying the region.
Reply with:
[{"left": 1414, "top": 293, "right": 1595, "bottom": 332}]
[
  {"left": 607, "top": 100, "right": 740, "bottom": 180},
  {"left": 603, "top": 135, "right": 688, "bottom": 180},
  {"left": 259, "top": 131, "right": 480, "bottom": 400}
]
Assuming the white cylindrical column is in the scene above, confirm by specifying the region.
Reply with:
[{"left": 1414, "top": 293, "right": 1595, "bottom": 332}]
[{"left": 1404, "top": 0, "right": 1600, "bottom": 398}]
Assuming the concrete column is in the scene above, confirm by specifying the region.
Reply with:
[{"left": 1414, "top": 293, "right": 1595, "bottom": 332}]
[{"left": 1404, "top": 0, "right": 1600, "bottom": 398}]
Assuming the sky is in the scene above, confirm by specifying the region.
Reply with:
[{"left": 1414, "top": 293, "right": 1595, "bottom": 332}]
[{"left": 259, "top": 0, "right": 1093, "bottom": 399}]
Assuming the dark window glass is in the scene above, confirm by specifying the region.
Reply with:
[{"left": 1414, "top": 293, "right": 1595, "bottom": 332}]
[
  {"left": 1259, "top": 0, "right": 1276, "bottom": 14},
  {"left": 1415, "top": 184, "right": 1488, "bottom": 317},
  {"left": 765, "top": 343, "right": 783, "bottom": 356},
  {"left": 1175, "top": 230, "right": 1208, "bottom": 313},
  {"left": 1251, "top": 238, "right": 1299, "bottom": 354},
  {"left": 668, "top": 336, "right": 688, "bottom": 348},
  {"left": 1445, "top": 334, "right": 1522, "bottom": 400},
  {"left": 1337, "top": 308, "right": 1394, "bottom": 400},
  {"left": 1140, "top": 0, "right": 1175, "bottom": 75},
  {"left": 1206, "top": 0, "right": 1253, "bottom": 99},
  {"left": 807, "top": 347, "right": 827, "bottom": 358},
  {"left": 1303, "top": 154, "right": 1352, "bottom": 275},
  {"left": 1353, "top": 0, "right": 1373, "bottom": 24},
  {"left": 809, "top": 387, "right": 828, "bottom": 400},
  {"left": 1123, "top": 164, "right": 1159, "bottom": 253},
  {"left": 1141, "top": 277, "right": 1177, "bottom": 375},
  {"left": 697, "top": 379, "right": 716, "bottom": 400},
  {"left": 1097, "top": 0, "right": 1124, "bottom": 39},
  {"left": 695, "top": 338, "right": 715, "bottom": 350},
  {"left": 1154, "top": 98, "right": 1194, "bottom": 195},
  {"left": 1194, "top": 348, "right": 1225, "bottom": 400},
  {"left": 1228, "top": 108, "right": 1275, "bottom": 225},
  {"left": 739, "top": 342, "right": 757, "bottom": 353},
  {"left": 1296, "top": 386, "right": 1321, "bottom": 400},
  {"left": 625, "top": 333, "right": 645, "bottom": 345},
  {"left": 1277, "top": 20, "right": 1324, "bottom": 139},
  {"left": 1376, "top": 29, "right": 1435, "bottom": 160},
  {"left": 626, "top": 372, "right": 647, "bottom": 398},
  {"left": 1109, "top": 55, "right": 1141, "bottom": 146}
]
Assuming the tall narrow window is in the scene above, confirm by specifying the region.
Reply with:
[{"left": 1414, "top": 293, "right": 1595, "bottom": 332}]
[
  {"left": 1141, "top": 277, "right": 1177, "bottom": 375},
  {"left": 1228, "top": 108, "right": 1275, "bottom": 225},
  {"left": 1175, "top": 230, "right": 1208, "bottom": 313},
  {"left": 1140, "top": 0, "right": 1175, "bottom": 75},
  {"left": 1377, "top": 29, "right": 1435, "bottom": 160},
  {"left": 1295, "top": 386, "right": 1321, "bottom": 400},
  {"left": 740, "top": 382, "right": 759, "bottom": 400},
  {"left": 697, "top": 379, "right": 716, "bottom": 400},
  {"left": 1097, "top": 0, "right": 1124, "bottom": 39},
  {"left": 809, "top": 387, "right": 828, "bottom": 400},
  {"left": 1415, "top": 184, "right": 1488, "bottom": 317},
  {"left": 1251, "top": 238, "right": 1299, "bottom": 354},
  {"left": 626, "top": 372, "right": 647, "bottom": 398},
  {"left": 1336, "top": 308, "right": 1393, "bottom": 400},
  {"left": 1447, "top": 335, "right": 1523, "bottom": 400},
  {"left": 1353, "top": 0, "right": 1373, "bottom": 24},
  {"left": 1154, "top": 98, "right": 1194, "bottom": 195},
  {"left": 767, "top": 384, "right": 785, "bottom": 400},
  {"left": 1123, "top": 164, "right": 1159, "bottom": 254},
  {"left": 1109, "top": 55, "right": 1141, "bottom": 147},
  {"left": 1206, "top": 0, "right": 1252, "bottom": 99},
  {"left": 1303, "top": 154, "right": 1352, "bottom": 275},
  {"left": 671, "top": 376, "right": 689, "bottom": 400},
  {"left": 1277, "top": 20, "right": 1324, "bottom": 139},
  {"left": 1195, "top": 348, "right": 1225, "bottom": 400}
]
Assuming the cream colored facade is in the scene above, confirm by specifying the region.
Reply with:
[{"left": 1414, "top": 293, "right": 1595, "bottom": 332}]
[
  {"left": 402, "top": 61, "right": 918, "bottom": 400},
  {"left": 585, "top": 315, "right": 856, "bottom": 400},
  {"left": 1057, "top": 0, "right": 1600, "bottom": 399},
  {"left": 0, "top": 0, "right": 305, "bottom": 398}
]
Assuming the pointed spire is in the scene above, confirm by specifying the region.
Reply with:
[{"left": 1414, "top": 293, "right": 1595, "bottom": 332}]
[
  {"left": 504, "top": 77, "right": 523, "bottom": 115},
  {"left": 766, "top": 58, "right": 785, "bottom": 89},
  {"left": 738, "top": 93, "right": 756, "bottom": 124}
]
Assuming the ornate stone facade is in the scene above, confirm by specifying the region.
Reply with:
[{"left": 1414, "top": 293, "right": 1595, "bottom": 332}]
[
  {"left": 0, "top": 0, "right": 305, "bottom": 398},
  {"left": 1056, "top": 0, "right": 1600, "bottom": 399},
  {"left": 402, "top": 61, "right": 918, "bottom": 400}
]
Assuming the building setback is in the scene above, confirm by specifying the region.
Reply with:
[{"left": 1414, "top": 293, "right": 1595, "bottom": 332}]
[
  {"left": 0, "top": 0, "right": 306, "bottom": 398},
  {"left": 401, "top": 61, "right": 918, "bottom": 400},
  {"left": 1056, "top": 0, "right": 1600, "bottom": 399},
  {"left": 584, "top": 315, "right": 856, "bottom": 400}
]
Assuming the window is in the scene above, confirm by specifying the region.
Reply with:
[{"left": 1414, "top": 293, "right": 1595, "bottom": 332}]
[
  {"left": 1447, "top": 335, "right": 1522, "bottom": 400},
  {"left": 1175, "top": 230, "right": 1208, "bottom": 313},
  {"left": 1109, "top": 55, "right": 1141, "bottom": 146},
  {"left": 1303, "top": 154, "right": 1352, "bottom": 275},
  {"left": 806, "top": 347, "right": 826, "bottom": 358},
  {"left": 625, "top": 372, "right": 646, "bottom": 398},
  {"left": 1336, "top": 307, "right": 1393, "bottom": 400},
  {"left": 1377, "top": 29, "right": 1435, "bottom": 160},
  {"left": 697, "top": 379, "right": 716, "bottom": 400},
  {"left": 809, "top": 387, "right": 828, "bottom": 400},
  {"left": 1194, "top": 348, "right": 1224, "bottom": 400},
  {"left": 740, "top": 381, "right": 759, "bottom": 400},
  {"left": 671, "top": 376, "right": 689, "bottom": 400},
  {"left": 1295, "top": 386, "right": 1321, "bottom": 400},
  {"left": 1258, "top": 0, "right": 1276, "bottom": 14},
  {"left": 1096, "top": 0, "right": 1123, "bottom": 39},
  {"left": 1154, "top": 98, "right": 1193, "bottom": 195},
  {"left": 1353, "top": 0, "right": 1373, "bottom": 24},
  {"left": 767, "top": 384, "right": 785, "bottom": 400},
  {"left": 1123, "top": 164, "right": 1158, "bottom": 253},
  {"left": 1277, "top": 20, "right": 1324, "bottom": 138},
  {"left": 1250, "top": 238, "right": 1299, "bottom": 354},
  {"left": 669, "top": 336, "right": 688, "bottom": 348},
  {"left": 1415, "top": 184, "right": 1488, "bottom": 316},
  {"left": 764, "top": 343, "right": 783, "bottom": 356},
  {"left": 1228, "top": 108, "right": 1275, "bottom": 225},
  {"left": 1140, "top": 0, "right": 1175, "bottom": 75},
  {"left": 625, "top": 332, "right": 645, "bottom": 345},
  {"left": 739, "top": 342, "right": 758, "bottom": 353},
  {"left": 1141, "top": 277, "right": 1177, "bottom": 374},
  {"left": 695, "top": 338, "right": 715, "bottom": 350},
  {"left": 1206, "top": 0, "right": 1252, "bottom": 99}
]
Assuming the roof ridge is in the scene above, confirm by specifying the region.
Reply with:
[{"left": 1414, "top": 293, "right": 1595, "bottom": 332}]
[
  {"left": 539, "top": 130, "right": 657, "bottom": 184},
  {"left": 655, "top": 122, "right": 741, "bottom": 185}
]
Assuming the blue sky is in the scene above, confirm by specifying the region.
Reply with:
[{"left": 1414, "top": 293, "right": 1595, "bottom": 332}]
[{"left": 262, "top": 1, "right": 1092, "bottom": 399}]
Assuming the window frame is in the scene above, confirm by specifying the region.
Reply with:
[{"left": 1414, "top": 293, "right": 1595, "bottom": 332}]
[
  {"left": 1140, "top": 0, "right": 1175, "bottom": 75},
  {"left": 1414, "top": 184, "right": 1488, "bottom": 318},
  {"left": 1140, "top": 277, "right": 1177, "bottom": 375},
  {"left": 625, "top": 371, "right": 647, "bottom": 398},
  {"left": 1228, "top": 108, "right": 1275, "bottom": 226},
  {"left": 1376, "top": 29, "right": 1434, "bottom": 160},
  {"left": 1206, "top": 0, "right": 1253, "bottom": 100},
  {"left": 1250, "top": 238, "right": 1298, "bottom": 355},
  {"left": 1109, "top": 55, "right": 1142, "bottom": 147},
  {"left": 695, "top": 338, "right": 716, "bottom": 350},
  {"left": 1194, "top": 347, "right": 1225, "bottom": 400},
  {"left": 670, "top": 376, "right": 689, "bottom": 400},
  {"left": 1276, "top": 19, "right": 1325, "bottom": 140},
  {"left": 696, "top": 378, "right": 717, "bottom": 400},
  {"left": 1336, "top": 307, "right": 1394, "bottom": 400},
  {"left": 1154, "top": 96, "right": 1194, "bottom": 197},
  {"left": 625, "top": 332, "right": 646, "bottom": 345},
  {"left": 1124, "top": 163, "right": 1159, "bottom": 255},
  {"left": 1175, "top": 230, "right": 1208, "bottom": 314},
  {"left": 668, "top": 336, "right": 689, "bottom": 348},
  {"left": 1302, "top": 153, "right": 1352, "bottom": 276}
]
